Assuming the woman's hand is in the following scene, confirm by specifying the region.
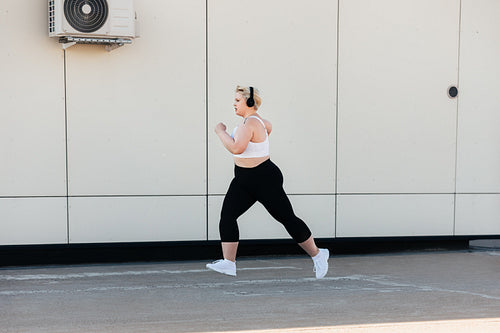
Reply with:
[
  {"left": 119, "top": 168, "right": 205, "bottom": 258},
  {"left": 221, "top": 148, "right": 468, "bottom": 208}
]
[
  {"left": 215, "top": 122, "right": 227, "bottom": 134},
  {"left": 215, "top": 121, "right": 252, "bottom": 155}
]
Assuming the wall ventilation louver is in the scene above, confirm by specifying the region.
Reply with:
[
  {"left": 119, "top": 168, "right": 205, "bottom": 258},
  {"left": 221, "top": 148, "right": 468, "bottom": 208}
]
[{"left": 49, "top": 0, "right": 56, "bottom": 33}]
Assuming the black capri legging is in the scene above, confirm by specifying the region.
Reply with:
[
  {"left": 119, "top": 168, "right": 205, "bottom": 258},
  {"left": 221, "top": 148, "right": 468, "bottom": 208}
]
[{"left": 219, "top": 159, "right": 312, "bottom": 243}]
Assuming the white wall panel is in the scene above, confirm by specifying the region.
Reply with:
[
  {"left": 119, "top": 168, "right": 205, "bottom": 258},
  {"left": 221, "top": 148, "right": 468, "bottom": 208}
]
[
  {"left": 456, "top": 0, "right": 500, "bottom": 193},
  {"left": 66, "top": 0, "right": 206, "bottom": 196},
  {"left": 337, "top": 0, "right": 460, "bottom": 194},
  {"left": 69, "top": 196, "right": 206, "bottom": 243},
  {"left": 0, "top": 198, "right": 67, "bottom": 245},
  {"left": 0, "top": 1, "right": 66, "bottom": 196},
  {"left": 208, "top": 0, "right": 337, "bottom": 195},
  {"left": 208, "top": 195, "right": 335, "bottom": 241},
  {"left": 336, "top": 195, "right": 455, "bottom": 237},
  {"left": 3, "top": 0, "right": 500, "bottom": 246},
  {"left": 455, "top": 195, "right": 500, "bottom": 236}
]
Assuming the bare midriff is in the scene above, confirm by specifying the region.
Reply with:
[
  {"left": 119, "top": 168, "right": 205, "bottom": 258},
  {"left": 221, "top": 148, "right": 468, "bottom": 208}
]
[{"left": 234, "top": 156, "right": 270, "bottom": 168}]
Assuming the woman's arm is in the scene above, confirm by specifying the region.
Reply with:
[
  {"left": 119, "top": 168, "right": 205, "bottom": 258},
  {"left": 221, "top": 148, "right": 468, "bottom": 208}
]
[{"left": 215, "top": 122, "right": 252, "bottom": 154}]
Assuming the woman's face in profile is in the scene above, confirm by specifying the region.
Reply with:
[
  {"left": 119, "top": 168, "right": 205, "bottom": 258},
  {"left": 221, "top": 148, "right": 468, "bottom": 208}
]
[{"left": 233, "top": 93, "right": 248, "bottom": 117}]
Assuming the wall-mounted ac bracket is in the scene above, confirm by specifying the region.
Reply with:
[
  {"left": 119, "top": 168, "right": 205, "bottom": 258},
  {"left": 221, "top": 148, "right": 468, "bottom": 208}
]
[
  {"left": 62, "top": 41, "right": 77, "bottom": 50},
  {"left": 59, "top": 36, "right": 132, "bottom": 51}
]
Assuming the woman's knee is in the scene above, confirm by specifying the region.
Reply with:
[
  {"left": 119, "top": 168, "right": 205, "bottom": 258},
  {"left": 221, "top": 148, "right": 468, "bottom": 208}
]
[
  {"left": 219, "top": 217, "right": 239, "bottom": 242},
  {"left": 279, "top": 216, "right": 312, "bottom": 243}
]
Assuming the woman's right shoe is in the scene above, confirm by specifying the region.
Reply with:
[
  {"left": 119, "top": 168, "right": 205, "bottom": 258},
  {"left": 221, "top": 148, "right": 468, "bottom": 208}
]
[{"left": 206, "top": 259, "right": 237, "bottom": 276}]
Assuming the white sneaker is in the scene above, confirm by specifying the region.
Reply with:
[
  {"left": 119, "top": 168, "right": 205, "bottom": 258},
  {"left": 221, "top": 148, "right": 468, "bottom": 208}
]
[
  {"left": 206, "top": 259, "right": 237, "bottom": 277},
  {"left": 312, "top": 248, "right": 329, "bottom": 279}
]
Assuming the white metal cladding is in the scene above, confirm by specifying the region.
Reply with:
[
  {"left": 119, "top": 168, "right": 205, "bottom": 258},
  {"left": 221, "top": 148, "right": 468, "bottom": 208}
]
[
  {"left": 336, "top": 195, "right": 455, "bottom": 238},
  {"left": 0, "top": 198, "right": 68, "bottom": 246},
  {"left": 0, "top": 0, "right": 499, "bottom": 246},
  {"left": 208, "top": 0, "right": 338, "bottom": 196},
  {"left": 455, "top": 194, "right": 500, "bottom": 236},
  {"left": 337, "top": 0, "right": 460, "bottom": 195},
  {"left": 1, "top": 2, "right": 66, "bottom": 198},
  {"left": 65, "top": 0, "right": 206, "bottom": 197},
  {"left": 456, "top": 0, "right": 500, "bottom": 193},
  {"left": 69, "top": 196, "right": 206, "bottom": 243},
  {"left": 208, "top": 195, "right": 335, "bottom": 241}
]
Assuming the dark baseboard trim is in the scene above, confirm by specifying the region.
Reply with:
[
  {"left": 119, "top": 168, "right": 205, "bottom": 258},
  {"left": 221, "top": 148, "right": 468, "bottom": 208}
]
[{"left": 2, "top": 235, "right": 497, "bottom": 267}]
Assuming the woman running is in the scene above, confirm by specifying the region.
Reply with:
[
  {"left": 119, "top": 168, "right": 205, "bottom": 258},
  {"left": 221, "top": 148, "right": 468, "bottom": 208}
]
[{"left": 207, "top": 85, "right": 329, "bottom": 278}]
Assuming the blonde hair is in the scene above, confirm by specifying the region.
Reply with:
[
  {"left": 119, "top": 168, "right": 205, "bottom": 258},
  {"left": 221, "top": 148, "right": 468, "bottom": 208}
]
[{"left": 235, "top": 85, "right": 262, "bottom": 110}]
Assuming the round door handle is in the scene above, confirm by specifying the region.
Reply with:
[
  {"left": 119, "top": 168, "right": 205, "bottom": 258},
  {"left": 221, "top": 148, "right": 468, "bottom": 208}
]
[{"left": 448, "top": 86, "right": 458, "bottom": 98}]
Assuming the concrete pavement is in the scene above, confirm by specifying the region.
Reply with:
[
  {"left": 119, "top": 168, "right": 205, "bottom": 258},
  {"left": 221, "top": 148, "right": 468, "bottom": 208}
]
[{"left": 1, "top": 243, "right": 499, "bottom": 332}]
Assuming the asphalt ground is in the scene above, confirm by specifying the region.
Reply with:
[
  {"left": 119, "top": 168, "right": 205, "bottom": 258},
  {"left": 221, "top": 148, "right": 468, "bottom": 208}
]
[{"left": 1, "top": 241, "right": 499, "bottom": 332}]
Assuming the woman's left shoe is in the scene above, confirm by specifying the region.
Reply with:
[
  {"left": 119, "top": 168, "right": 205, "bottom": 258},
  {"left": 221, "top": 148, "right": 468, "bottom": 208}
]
[
  {"left": 312, "top": 248, "right": 329, "bottom": 279},
  {"left": 206, "top": 259, "right": 237, "bottom": 276}
]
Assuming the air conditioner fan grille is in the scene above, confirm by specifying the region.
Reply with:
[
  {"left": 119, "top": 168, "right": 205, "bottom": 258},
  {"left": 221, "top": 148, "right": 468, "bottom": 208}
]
[{"left": 64, "top": 0, "right": 109, "bottom": 33}]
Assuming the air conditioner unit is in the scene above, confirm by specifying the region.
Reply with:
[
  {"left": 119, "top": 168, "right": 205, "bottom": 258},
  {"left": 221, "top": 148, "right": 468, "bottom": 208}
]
[{"left": 48, "top": 0, "right": 137, "bottom": 40}]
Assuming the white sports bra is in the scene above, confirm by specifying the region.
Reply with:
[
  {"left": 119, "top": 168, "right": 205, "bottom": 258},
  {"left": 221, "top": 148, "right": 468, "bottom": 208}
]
[{"left": 231, "top": 116, "right": 270, "bottom": 158}]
